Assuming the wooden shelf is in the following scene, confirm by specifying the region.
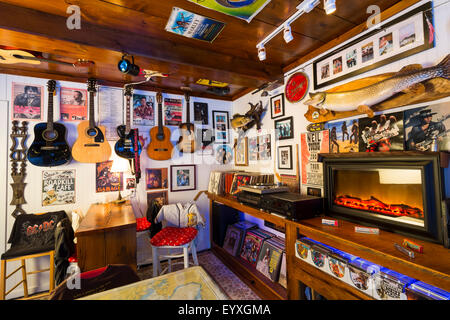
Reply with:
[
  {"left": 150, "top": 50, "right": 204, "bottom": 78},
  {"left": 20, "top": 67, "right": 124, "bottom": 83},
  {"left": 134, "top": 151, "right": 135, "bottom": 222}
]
[
  {"left": 293, "top": 217, "right": 450, "bottom": 292},
  {"left": 212, "top": 244, "right": 287, "bottom": 300}
]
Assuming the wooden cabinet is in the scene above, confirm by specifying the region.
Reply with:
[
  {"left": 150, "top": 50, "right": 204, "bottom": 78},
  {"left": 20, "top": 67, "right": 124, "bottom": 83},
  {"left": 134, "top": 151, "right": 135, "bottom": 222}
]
[
  {"left": 75, "top": 201, "right": 137, "bottom": 273},
  {"left": 207, "top": 193, "right": 450, "bottom": 300}
]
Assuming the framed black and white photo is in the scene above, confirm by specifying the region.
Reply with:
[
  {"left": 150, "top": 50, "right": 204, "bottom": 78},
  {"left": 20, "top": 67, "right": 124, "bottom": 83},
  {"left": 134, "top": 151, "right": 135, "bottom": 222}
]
[
  {"left": 194, "top": 102, "right": 209, "bottom": 125},
  {"left": 170, "top": 165, "right": 197, "bottom": 192},
  {"left": 275, "top": 117, "right": 294, "bottom": 140},
  {"left": 234, "top": 137, "right": 248, "bottom": 166},
  {"left": 278, "top": 146, "right": 293, "bottom": 170},
  {"left": 212, "top": 110, "right": 230, "bottom": 143},
  {"left": 270, "top": 93, "right": 285, "bottom": 119},
  {"left": 312, "top": 2, "right": 434, "bottom": 90}
]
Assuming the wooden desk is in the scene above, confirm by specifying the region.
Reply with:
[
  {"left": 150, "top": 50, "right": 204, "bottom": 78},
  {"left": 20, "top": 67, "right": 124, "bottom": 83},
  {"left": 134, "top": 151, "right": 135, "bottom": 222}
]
[
  {"left": 79, "top": 266, "right": 228, "bottom": 300},
  {"left": 75, "top": 201, "right": 136, "bottom": 272}
]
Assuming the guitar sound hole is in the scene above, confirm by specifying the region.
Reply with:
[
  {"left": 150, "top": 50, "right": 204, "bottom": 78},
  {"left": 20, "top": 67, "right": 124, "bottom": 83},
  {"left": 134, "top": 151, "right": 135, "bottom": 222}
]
[
  {"left": 87, "top": 128, "right": 97, "bottom": 137},
  {"left": 42, "top": 130, "right": 58, "bottom": 141}
]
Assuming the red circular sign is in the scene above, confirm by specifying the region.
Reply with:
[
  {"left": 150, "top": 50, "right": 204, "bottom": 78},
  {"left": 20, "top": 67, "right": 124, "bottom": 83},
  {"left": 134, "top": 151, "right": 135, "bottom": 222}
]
[{"left": 285, "top": 72, "right": 309, "bottom": 103}]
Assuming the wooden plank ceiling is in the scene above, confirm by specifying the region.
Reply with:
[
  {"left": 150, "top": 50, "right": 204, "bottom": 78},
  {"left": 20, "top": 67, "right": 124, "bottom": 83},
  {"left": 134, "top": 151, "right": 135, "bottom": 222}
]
[{"left": 0, "top": 0, "right": 401, "bottom": 100}]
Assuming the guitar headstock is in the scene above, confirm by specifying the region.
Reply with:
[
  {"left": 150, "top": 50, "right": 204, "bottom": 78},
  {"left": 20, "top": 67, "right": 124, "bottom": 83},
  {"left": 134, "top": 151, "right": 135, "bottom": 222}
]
[
  {"left": 156, "top": 92, "right": 163, "bottom": 104},
  {"left": 87, "top": 78, "right": 97, "bottom": 93},
  {"left": 124, "top": 85, "right": 133, "bottom": 97},
  {"left": 47, "top": 80, "right": 56, "bottom": 95}
]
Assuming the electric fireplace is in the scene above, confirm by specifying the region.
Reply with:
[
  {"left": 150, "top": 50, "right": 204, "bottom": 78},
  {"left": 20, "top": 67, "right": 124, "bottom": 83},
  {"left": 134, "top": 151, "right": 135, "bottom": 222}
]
[{"left": 320, "top": 152, "right": 449, "bottom": 247}]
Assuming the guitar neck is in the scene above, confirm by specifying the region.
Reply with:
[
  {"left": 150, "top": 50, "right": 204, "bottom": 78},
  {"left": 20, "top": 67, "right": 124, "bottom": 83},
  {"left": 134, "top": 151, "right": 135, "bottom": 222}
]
[
  {"left": 185, "top": 93, "right": 190, "bottom": 124},
  {"left": 126, "top": 95, "right": 131, "bottom": 133},
  {"left": 47, "top": 90, "right": 54, "bottom": 131},
  {"left": 89, "top": 90, "right": 95, "bottom": 129}
]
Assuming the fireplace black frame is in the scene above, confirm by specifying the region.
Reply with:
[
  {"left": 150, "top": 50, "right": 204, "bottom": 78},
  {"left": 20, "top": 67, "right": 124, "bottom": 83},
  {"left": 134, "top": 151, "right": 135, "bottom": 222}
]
[{"left": 320, "top": 152, "right": 449, "bottom": 247}]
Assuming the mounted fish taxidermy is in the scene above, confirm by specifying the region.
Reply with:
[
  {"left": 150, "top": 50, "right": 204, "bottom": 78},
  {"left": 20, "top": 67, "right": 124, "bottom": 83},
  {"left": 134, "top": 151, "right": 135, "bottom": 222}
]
[
  {"left": 231, "top": 101, "right": 266, "bottom": 148},
  {"left": 304, "top": 54, "right": 450, "bottom": 123}
]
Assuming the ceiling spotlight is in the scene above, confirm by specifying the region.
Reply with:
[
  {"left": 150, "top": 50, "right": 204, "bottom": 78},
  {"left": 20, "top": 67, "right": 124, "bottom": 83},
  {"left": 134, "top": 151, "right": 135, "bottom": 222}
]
[
  {"left": 283, "top": 24, "right": 293, "bottom": 43},
  {"left": 257, "top": 45, "right": 266, "bottom": 61},
  {"left": 324, "top": 0, "right": 336, "bottom": 15},
  {"left": 118, "top": 55, "right": 140, "bottom": 76}
]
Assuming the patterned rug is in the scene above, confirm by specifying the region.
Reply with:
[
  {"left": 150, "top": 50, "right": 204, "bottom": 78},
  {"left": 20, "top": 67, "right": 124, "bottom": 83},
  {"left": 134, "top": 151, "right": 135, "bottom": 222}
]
[{"left": 137, "top": 250, "right": 261, "bottom": 300}]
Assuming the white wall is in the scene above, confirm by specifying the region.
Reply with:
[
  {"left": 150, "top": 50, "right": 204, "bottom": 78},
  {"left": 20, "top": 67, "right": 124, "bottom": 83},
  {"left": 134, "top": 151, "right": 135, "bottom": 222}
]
[
  {"left": 0, "top": 74, "right": 232, "bottom": 298},
  {"left": 232, "top": 0, "right": 450, "bottom": 228}
]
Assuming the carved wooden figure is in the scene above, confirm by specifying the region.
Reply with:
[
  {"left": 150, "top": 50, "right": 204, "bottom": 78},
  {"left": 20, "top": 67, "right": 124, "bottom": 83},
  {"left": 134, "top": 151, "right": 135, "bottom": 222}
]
[{"left": 10, "top": 120, "right": 28, "bottom": 217}]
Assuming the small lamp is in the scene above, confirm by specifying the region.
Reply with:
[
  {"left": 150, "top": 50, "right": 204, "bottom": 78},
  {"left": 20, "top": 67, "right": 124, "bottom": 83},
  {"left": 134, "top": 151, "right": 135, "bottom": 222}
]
[{"left": 111, "top": 156, "right": 131, "bottom": 203}]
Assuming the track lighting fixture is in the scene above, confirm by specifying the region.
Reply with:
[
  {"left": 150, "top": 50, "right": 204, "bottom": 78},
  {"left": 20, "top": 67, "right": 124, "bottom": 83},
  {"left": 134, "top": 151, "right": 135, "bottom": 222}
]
[
  {"left": 257, "top": 45, "right": 266, "bottom": 61},
  {"left": 324, "top": 0, "right": 337, "bottom": 15},
  {"left": 118, "top": 55, "right": 140, "bottom": 76},
  {"left": 283, "top": 24, "right": 293, "bottom": 43}
]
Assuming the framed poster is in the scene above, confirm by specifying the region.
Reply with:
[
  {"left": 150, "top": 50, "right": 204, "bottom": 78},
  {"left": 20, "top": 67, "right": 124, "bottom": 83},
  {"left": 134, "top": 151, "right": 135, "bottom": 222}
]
[
  {"left": 275, "top": 117, "right": 294, "bottom": 140},
  {"left": 404, "top": 103, "right": 450, "bottom": 152},
  {"left": 258, "top": 134, "right": 271, "bottom": 160},
  {"left": 60, "top": 87, "right": 87, "bottom": 121},
  {"left": 234, "top": 137, "right": 248, "bottom": 166},
  {"left": 12, "top": 82, "right": 43, "bottom": 120},
  {"left": 170, "top": 165, "right": 197, "bottom": 192},
  {"left": 300, "top": 130, "right": 330, "bottom": 187},
  {"left": 96, "top": 161, "right": 123, "bottom": 193},
  {"left": 165, "top": 7, "right": 225, "bottom": 43},
  {"left": 248, "top": 136, "right": 259, "bottom": 161},
  {"left": 164, "top": 98, "right": 182, "bottom": 126},
  {"left": 188, "top": 0, "right": 271, "bottom": 23},
  {"left": 42, "top": 170, "right": 76, "bottom": 206},
  {"left": 270, "top": 93, "right": 285, "bottom": 119},
  {"left": 146, "top": 168, "right": 168, "bottom": 190},
  {"left": 358, "top": 111, "right": 404, "bottom": 152},
  {"left": 313, "top": 2, "right": 434, "bottom": 90},
  {"left": 98, "top": 86, "right": 124, "bottom": 140},
  {"left": 325, "top": 119, "right": 359, "bottom": 153},
  {"left": 133, "top": 93, "right": 155, "bottom": 126},
  {"left": 277, "top": 145, "right": 293, "bottom": 170},
  {"left": 194, "top": 102, "right": 209, "bottom": 125},
  {"left": 212, "top": 110, "right": 230, "bottom": 143},
  {"left": 147, "top": 190, "right": 168, "bottom": 208}
]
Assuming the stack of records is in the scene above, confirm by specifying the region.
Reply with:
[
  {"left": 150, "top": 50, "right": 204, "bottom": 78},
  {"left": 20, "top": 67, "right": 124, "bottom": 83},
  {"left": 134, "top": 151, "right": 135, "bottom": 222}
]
[
  {"left": 208, "top": 170, "right": 274, "bottom": 196},
  {"left": 222, "top": 221, "right": 258, "bottom": 256},
  {"left": 239, "top": 228, "right": 276, "bottom": 267},
  {"left": 256, "top": 236, "right": 285, "bottom": 283}
]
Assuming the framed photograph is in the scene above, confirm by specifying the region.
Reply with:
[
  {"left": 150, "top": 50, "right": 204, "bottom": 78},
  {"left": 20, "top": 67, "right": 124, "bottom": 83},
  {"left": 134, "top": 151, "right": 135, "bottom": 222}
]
[
  {"left": 42, "top": 170, "right": 76, "bottom": 206},
  {"left": 96, "top": 161, "right": 123, "bottom": 193},
  {"left": 234, "top": 137, "right": 248, "bottom": 166},
  {"left": 270, "top": 93, "right": 285, "bottom": 119},
  {"left": 12, "top": 82, "right": 43, "bottom": 120},
  {"left": 278, "top": 146, "right": 293, "bottom": 170},
  {"left": 146, "top": 168, "right": 168, "bottom": 190},
  {"left": 212, "top": 110, "right": 230, "bottom": 143},
  {"left": 215, "top": 144, "right": 233, "bottom": 165},
  {"left": 248, "top": 136, "right": 259, "bottom": 161},
  {"left": 258, "top": 134, "right": 272, "bottom": 160},
  {"left": 170, "top": 165, "right": 197, "bottom": 192},
  {"left": 312, "top": 2, "right": 434, "bottom": 90},
  {"left": 194, "top": 102, "right": 208, "bottom": 125},
  {"left": 147, "top": 190, "right": 168, "bottom": 208},
  {"left": 126, "top": 178, "right": 136, "bottom": 190},
  {"left": 275, "top": 117, "right": 294, "bottom": 140}
]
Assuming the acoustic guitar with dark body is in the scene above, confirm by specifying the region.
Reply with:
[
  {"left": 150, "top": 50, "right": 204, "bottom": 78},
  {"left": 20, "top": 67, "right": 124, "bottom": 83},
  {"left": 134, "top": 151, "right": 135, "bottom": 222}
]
[
  {"left": 114, "top": 85, "right": 142, "bottom": 182},
  {"left": 72, "top": 78, "right": 112, "bottom": 163},
  {"left": 147, "top": 92, "right": 174, "bottom": 161},
  {"left": 176, "top": 91, "right": 196, "bottom": 153},
  {"left": 27, "top": 79, "right": 71, "bottom": 167}
]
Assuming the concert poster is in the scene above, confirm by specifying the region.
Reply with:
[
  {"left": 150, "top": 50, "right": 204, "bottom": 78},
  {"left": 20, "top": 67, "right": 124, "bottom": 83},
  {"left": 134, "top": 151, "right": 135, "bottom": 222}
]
[
  {"left": 95, "top": 161, "right": 123, "bottom": 193},
  {"left": 12, "top": 82, "right": 43, "bottom": 120},
  {"left": 133, "top": 93, "right": 155, "bottom": 126},
  {"left": 42, "top": 170, "right": 76, "bottom": 206},
  {"left": 163, "top": 98, "right": 183, "bottom": 126},
  {"left": 358, "top": 111, "right": 404, "bottom": 152},
  {"left": 60, "top": 87, "right": 88, "bottom": 121},
  {"left": 404, "top": 102, "right": 449, "bottom": 152},
  {"left": 325, "top": 119, "right": 359, "bottom": 153},
  {"left": 300, "top": 130, "right": 329, "bottom": 190}
]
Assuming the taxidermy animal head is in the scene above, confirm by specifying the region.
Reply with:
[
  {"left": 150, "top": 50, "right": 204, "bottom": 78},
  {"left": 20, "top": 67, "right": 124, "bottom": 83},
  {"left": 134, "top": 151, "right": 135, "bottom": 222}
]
[{"left": 304, "top": 92, "right": 326, "bottom": 107}]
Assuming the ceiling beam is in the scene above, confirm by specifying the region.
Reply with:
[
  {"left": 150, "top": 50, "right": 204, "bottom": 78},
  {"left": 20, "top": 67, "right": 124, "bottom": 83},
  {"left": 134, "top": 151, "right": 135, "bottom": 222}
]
[{"left": 0, "top": 2, "right": 282, "bottom": 83}]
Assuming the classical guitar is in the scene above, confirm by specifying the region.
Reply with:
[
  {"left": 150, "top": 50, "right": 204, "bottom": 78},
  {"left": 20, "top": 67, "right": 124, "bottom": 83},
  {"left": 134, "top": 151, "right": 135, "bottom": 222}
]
[
  {"left": 147, "top": 92, "right": 174, "bottom": 161},
  {"left": 177, "top": 91, "right": 197, "bottom": 153},
  {"left": 114, "top": 85, "right": 142, "bottom": 182},
  {"left": 27, "top": 80, "right": 71, "bottom": 167},
  {"left": 72, "top": 78, "right": 112, "bottom": 163}
]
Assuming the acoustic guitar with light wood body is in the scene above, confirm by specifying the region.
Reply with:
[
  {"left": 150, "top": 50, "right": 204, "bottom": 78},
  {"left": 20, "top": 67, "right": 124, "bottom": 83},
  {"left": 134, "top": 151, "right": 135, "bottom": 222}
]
[
  {"left": 72, "top": 78, "right": 112, "bottom": 163},
  {"left": 147, "top": 92, "right": 174, "bottom": 161},
  {"left": 176, "top": 91, "right": 197, "bottom": 153}
]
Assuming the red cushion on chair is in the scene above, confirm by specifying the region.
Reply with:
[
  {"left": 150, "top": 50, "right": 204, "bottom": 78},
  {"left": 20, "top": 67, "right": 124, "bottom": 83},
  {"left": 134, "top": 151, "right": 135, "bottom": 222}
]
[
  {"left": 136, "top": 217, "right": 151, "bottom": 232},
  {"left": 150, "top": 227, "right": 198, "bottom": 247}
]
